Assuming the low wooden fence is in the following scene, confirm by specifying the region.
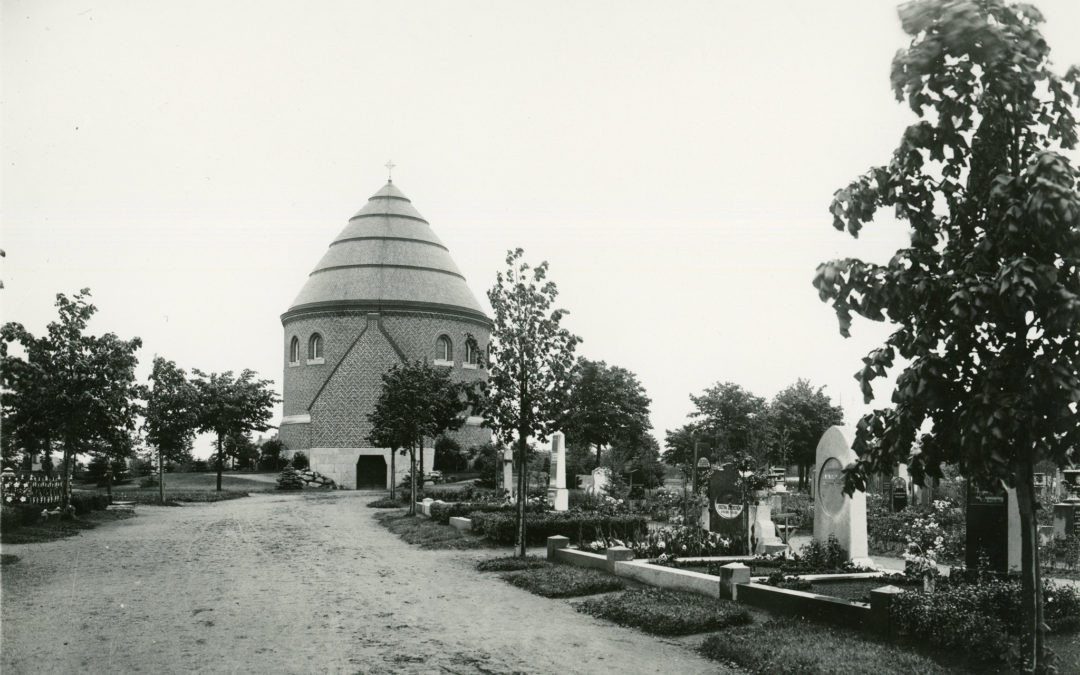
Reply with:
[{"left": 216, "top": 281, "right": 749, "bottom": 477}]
[{"left": 1, "top": 473, "right": 69, "bottom": 508}]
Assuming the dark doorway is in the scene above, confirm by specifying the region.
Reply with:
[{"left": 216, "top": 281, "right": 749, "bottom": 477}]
[{"left": 356, "top": 455, "right": 387, "bottom": 489}]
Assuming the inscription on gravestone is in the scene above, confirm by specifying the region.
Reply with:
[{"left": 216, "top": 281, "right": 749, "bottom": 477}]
[{"left": 818, "top": 458, "right": 845, "bottom": 517}]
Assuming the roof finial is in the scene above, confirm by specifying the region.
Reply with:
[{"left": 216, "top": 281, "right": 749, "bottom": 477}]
[{"left": 385, "top": 160, "right": 396, "bottom": 183}]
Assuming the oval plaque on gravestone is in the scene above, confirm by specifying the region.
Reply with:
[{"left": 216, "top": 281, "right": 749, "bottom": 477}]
[{"left": 818, "top": 457, "right": 846, "bottom": 517}]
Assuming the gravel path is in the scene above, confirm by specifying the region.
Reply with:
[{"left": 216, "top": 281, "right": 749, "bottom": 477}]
[{"left": 1, "top": 491, "right": 739, "bottom": 674}]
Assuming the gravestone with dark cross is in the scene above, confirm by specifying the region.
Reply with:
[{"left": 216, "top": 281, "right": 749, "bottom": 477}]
[{"left": 708, "top": 462, "right": 747, "bottom": 553}]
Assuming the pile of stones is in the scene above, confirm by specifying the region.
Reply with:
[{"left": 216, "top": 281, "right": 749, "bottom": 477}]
[{"left": 276, "top": 468, "right": 338, "bottom": 491}]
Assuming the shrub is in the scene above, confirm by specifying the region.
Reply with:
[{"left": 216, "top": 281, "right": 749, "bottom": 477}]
[
  {"left": 70, "top": 492, "right": 110, "bottom": 514},
  {"left": 140, "top": 474, "right": 159, "bottom": 488},
  {"left": 577, "top": 588, "right": 752, "bottom": 635},
  {"left": 475, "top": 555, "right": 549, "bottom": 572},
  {"left": 429, "top": 501, "right": 546, "bottom": 525},
  {"left": 0, "top": 506, "right": 21, "bottom": 532},
  {"left": 502, "top": 565, "right": 625, "bottom": 598},
  {"left": 276, "top": 468, "right": 304, "bottom": 491},
  {"left": 290, "top": 451, "right": 310, "bottom": 470},
  {"left": 867, "top": 497, "right": 964, "bottom": 562},
  {"left": 470, "top": 511, "right": 648, "bottom": 546},
  {"left": 888, "top": 577, "right": 1080, "bottom": 663},
  {"left": 422, "top": 484, "right": 502, "bottom": 503}
]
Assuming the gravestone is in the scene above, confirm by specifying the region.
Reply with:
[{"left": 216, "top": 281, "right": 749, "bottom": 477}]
[
  {"left": 813, "top": 426, "right": 870, "bottom": 564},
  {"left": 708, "top": 463, "right": 748, "bottom": 553},
  {"left": 589, "top": 467, "right": 610, "bottom": 496},
  {"left": 966, "top": 481, "right": 1021, "bottom": 573},
  {"left": 502, "top": 448, "right": 514, "bottom": 501},
  {"left": 547, "top": 432, "right": 569, "bottom": 511}
]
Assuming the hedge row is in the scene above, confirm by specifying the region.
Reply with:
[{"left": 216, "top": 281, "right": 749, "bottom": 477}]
[
  {"left": 70, "top": 493, "right": 111, "bottom": 514},
  {"left": 428, "top": 501, "right": 545, "bottom": 525},
  {"left": 470, "top": 511, "right": 648, "bottom": 546}
]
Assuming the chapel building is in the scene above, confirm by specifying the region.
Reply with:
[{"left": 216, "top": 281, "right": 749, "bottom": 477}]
[{"left": 279, "top": 181, "right": 492, "bottom": 489}]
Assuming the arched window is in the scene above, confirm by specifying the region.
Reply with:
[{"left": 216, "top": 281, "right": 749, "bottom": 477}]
[
  {"left": 308, "top": 333, "right": 323, "bottom": 360},
  {"left": 464, "top": 338, "right": 480, "bottom": 368},
  {"left": 435, "top": 335, "right": 453, "bottom": 364},
  {"left": 289, "top": 336, "right": 300, "bottom": 364}
]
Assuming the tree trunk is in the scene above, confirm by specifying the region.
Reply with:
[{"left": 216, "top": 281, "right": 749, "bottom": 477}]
[
  {"left": 216, "top": 435, "right": 223, "bottom": 492},
  {"left": 158, "top": 448, "right": 165, "bottom": 505},
  {"left": 408, "top": 447, "right": 417, "bottom": 516},
  {"left": 1015, "top": 458, "right": 1046, "bottom": 672},
  {"left": 105, "top": 467, "right": 112, "bottom": 501},
  {"left": 60, "top": 446, "right": 72, "bottom": 511},
  {"left": 516, "top": 434, "right": 528, "bottom": 558},
  {"left": 390, "top": 447, "right": 396, "bottom": 501},
  {"left": 419, "top": 439, "right": 425, "bottom": 484}
]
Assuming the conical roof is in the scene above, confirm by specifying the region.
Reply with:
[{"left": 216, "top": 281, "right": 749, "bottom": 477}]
[{"left": 282, "top": 182, "right": 490, "bottom": 324}]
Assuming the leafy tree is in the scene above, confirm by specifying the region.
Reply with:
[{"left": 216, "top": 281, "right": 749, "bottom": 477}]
[
  {"left": 223, "top": 431, "right": 258, "bottom": 470},
  {"left": 485, "top": 248, "right": 580, "bottom": 556},
  {"left": 768, "top": 379, "right": 844, "bottom": 490},
  {"left": 145, "top": 357, "right": 199, "bottom": 504},
  {"left": 812, "top": 2, "right": 1079, "bottom": 669},
  {"left": 192, "top": 369, "right": 278, "bottom": 492},
  {"left": 257, "top": 436, "right": 288, "bottom": 472},
  {"left": 433, "top": 435, "right": 468, "bottom": 473},
  {"left": 367, "top": 359, "right": 471, "bottom": 512},
  {"left": 0, "top": 289, "right": 142, "bottom": 509},
  {"left": 662, "top": 423, "right": 699, "bottom": 479},
  {"left": 689, "top": 381, "right": 767, "bottom": 463},
  {"left": 561, "top": 358, "right": 653, "bottom": 467},
  {"left": 604, "top": 431, "right": 665, "bottom": 493}
]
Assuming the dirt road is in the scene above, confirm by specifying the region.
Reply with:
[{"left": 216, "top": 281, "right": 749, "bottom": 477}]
[{"left": 1, "top": 491, "right": 736, "bottom": 674}]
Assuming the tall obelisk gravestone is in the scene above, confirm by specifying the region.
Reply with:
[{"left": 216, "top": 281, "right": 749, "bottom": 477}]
[{"left": 548, "top": 432, "right": 569, "bottom": 511}]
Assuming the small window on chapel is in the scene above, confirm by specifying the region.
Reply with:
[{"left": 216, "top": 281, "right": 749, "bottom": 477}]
[
  {"left": 289, "top": 336, "right": 300, "bottom": 365},
  {"left": 464, "top": 338, "right": 480, "bottom": 369},
  {"left": 308, "top": 334, "right": 324, "bottom": 364},
  {"left": 435, "top": 335, "right": 453, "bottom": 366}
]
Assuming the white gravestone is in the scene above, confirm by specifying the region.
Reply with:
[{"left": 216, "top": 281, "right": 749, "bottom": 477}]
[
  {"left": 750, "top": 499, "right": 787, "bottom": 555},
  {"left": 502, "top": 448, "right": 515, "bottom": 502},
  {"left": 814, "top": 426, "right": 871, "bottom": 566},
  {"left": 548, "top": 432, "right": 569, "bottom": 511}
]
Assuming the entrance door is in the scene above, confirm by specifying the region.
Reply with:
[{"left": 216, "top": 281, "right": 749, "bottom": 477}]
[{"left": 356, "top": 455, "right": 387, "bottom": 490}]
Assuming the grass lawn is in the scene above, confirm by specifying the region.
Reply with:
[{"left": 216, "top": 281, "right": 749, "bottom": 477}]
[
  {"left": 374, "top": 511, "right": 495, "bottom": 550},
  {"left": 476, "top": 555, "right": 549, "bottom": 572},
  {"left": 1, "top": 510, "right": 136, "bottom": 544},
  {"left": 75, "top": 472, "right": 278, "bottom": 504},
  {"left": 501, "top": 564, "right": 625, "bottom": 598},
  {"left": 699, "top": 616, "right": 957, "bottom": 674},
  {"left": 577, "top": 588, "right": 752, "bottom": 636}
]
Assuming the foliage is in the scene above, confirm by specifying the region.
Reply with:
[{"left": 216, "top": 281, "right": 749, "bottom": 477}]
[
  {"left": 867, "top": 495, "right": 965, "bottom": 562},
  {"left": 811, "top": 3, "right": 1080, "bottom": 667},
  {"left": 69, "top": 492, "right": 111, "bottom": 514},
  {"left": 485, "top": 248, "right": 580, "bottom": 555},
  {"left": 421, "top": 483, "right": 501, "bottom": 503},
  {"left": 367, "top": 359, "right": 472, "bottom": 514},
  {"left": 688, "top": 381, "right": 768, "bottom": 463},
  {"left": 257, "top": 436, "right": 288, "bottom": 472},
  {"left": 577, "top": 588, "right": 752, "bottom": 636},
  {"left": 762, "top": 570, "right": 813, "bottom": 592},
  {"left": 433, "top": 435, "right": 468, "bottom": 472},
  {"left": 768, "top": 380, "right": 844, "bottom": 484},
  {"left": 699, "top": 617, "right": 954, "bottom": 675},
  {"left": 470, "top": 510, "right": 646, "bottom": 546},
  {"left": 501, "top": 565, "right": 625, "bottom": 598},
  {"left": 889, "top": 577, "right": 1080, "bottom": 664},
  {"left": 110, "top": 490, "right": 249, "bottom": 504},
  {"left": 470, "top": 442, "right": 502, "bottom": 489},
  {"left": 475, "top": 555, "right": 549, "bottom": 572},
  {"left": 428, "top": 501, "right": 543, "bottom": 525},
  {"left": 289, "top": 451, "right": 309, "bottom": 471},
  {"left": 581, "top": 524, "right": 736, "bottom": 559},
  {"left": 793, "top": 534, "right": 855, "bottom": 573},
  {"left": 1, "top": 289, "right": 143, "bottom": 509},
  {"left": 192, "top": 368, "right": 278, "bottom": 492},
  {"left": 144, "top": 357, "right": 199, "bottom": 483},
  {"left": 603, "top": 433, "right": 666, "bottom": 491},
  {"left": 560, "top": 357, "right": 652, "bottom": 467},
  {"left": 276, "top": 468, "right": 304, "bottom": 491},
  {"left": 661, "top": 424, "right": 698, "bottom": 477}
]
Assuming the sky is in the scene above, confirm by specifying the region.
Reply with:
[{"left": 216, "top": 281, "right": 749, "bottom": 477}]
[{"left": 3, "top": 0, "right": 1079, "bottom": 458}]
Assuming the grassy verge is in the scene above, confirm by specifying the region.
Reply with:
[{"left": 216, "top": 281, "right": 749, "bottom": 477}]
[
  {"left": 501, "top": 565, "right": 625, "bottom": 598},
  {"left": 700, "top": 617, "right": 958, "bottom": 674},
  {"left": 577, "top": 588, "right": 752, "bottom": 636},
  {"left": 110, "top": 490, "right": 250, "bottom": 505},
  {"left": 374, "top": 511, "right": 494, "bottom": 550},
  {"left": 1, "top": 554, "right": 19, "bottom": 565},
  {"left": 366, "top": 498, "right": 405, "bottom": 509},
  {"left": 476, "top": 555, "right": 549, "bottom": 572},
  {"left": 0, "top": 510, "right": 136, "bottom": 544}
]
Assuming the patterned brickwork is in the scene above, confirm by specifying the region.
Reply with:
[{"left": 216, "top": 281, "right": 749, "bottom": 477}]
[{"left": 281, "top": 313, "right": 370, "bottom": 417}]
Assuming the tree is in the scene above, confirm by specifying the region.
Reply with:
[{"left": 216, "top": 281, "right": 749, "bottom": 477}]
[
  {"left": 662, "top": 423, "right": 699, "bottom": 479},
  {"left": 223, "top": 431, "right": 258, "bottom": 470},
  {"left": 485, "top": 248, "right": 580, "bottom": 556},
  {"left": 604, "top": 431, "right": 665, "bottom": 495},
  {"left": 688, "top": 381, "right": 767, "bottom": 463},
  {"left": 1, "top": 289, "right": 142, "bottom": 510},
  {"left": 367, "top": 359, "right": 471, "bottom": 513},
  {"left": 768, "top": 380, "right": 844, "bottom": 490},
  {"left": 812, "top": 2, "right": 1079, "bottom": 669},
  {"left": 145, "top": 357, "right": 200, "bottom": 504},
  {"left": 193, "top": 369, "right": 278, "bottom": 492},
  {"left": 257, "top": 436, "right": 287, "bottom": 472},
  {"left": 561, "top": 358, "right": 653, "bottom": 467}
]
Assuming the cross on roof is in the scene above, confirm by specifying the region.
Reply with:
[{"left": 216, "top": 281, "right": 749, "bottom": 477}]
[{"left": 385, "top": 160, "right": 396, "bottom": 182}]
